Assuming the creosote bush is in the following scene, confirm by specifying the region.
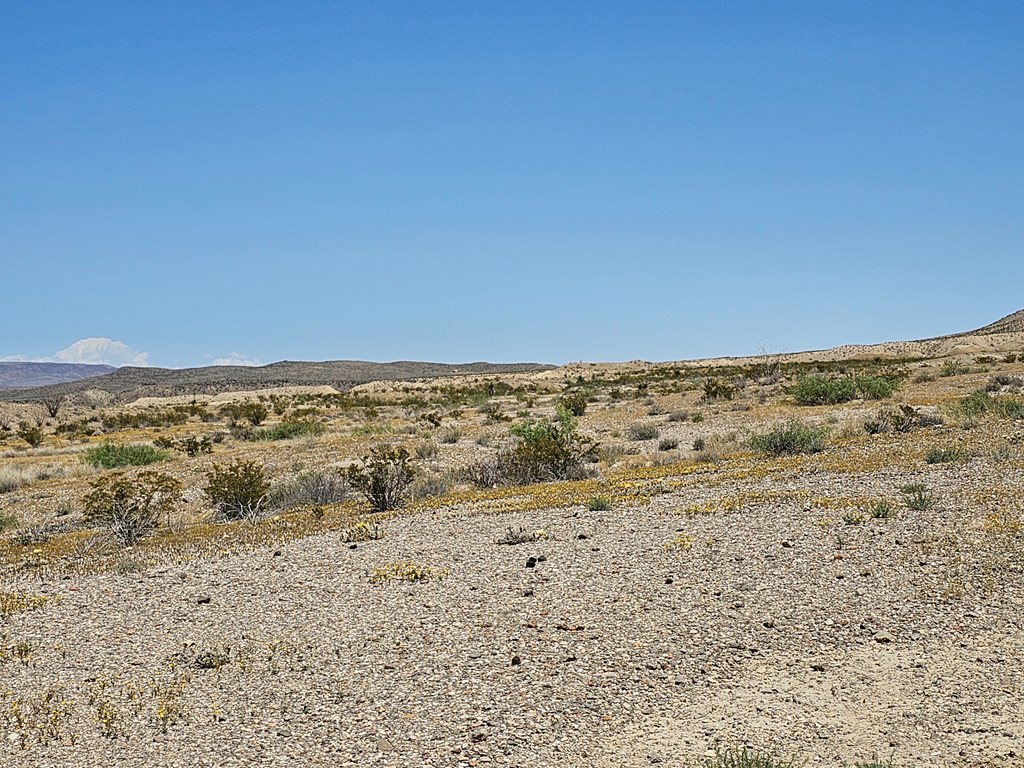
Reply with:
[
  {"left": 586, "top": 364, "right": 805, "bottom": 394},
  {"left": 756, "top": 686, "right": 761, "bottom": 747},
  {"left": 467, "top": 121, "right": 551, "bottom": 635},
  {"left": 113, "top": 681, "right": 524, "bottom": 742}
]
[
  {"left": 204, "top": 460, "right": 270, "bottom": 521},
  {"left": 497, "top": 411, "right": 596, "bottom": 484},
  {"left": 750, "top": 419, "right": 827, "bottom": 456},
  {"left": 82, "top": 471, "right": 181, "bottom": 545},
  {"left": 789, "top": 374, "right": 900, "bottom": 405},
  {"left": 246, "top": 420, "right": 326, "bottom": 441},
  {"left": 346, "top": 446, "right": 416, "bottom": 511},
  {"left": 83, "top": 443, "right": 169, "bottom": 469},
  {"left": 557, "top": 390, "right": 589, "bottom": 417},
  {"left": 17, "top": 424, "right": 44, "bottom": 448}
]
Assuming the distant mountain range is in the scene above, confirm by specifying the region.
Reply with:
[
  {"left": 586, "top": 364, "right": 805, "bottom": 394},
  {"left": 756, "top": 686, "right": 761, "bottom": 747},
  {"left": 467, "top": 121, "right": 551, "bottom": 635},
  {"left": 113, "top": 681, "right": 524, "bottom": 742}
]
[
  {"left": 0, "top": 360, "right": 554, "bottom": 403},
  {"left": 0, "top": 362, "right": 116, "bottom": 390}
]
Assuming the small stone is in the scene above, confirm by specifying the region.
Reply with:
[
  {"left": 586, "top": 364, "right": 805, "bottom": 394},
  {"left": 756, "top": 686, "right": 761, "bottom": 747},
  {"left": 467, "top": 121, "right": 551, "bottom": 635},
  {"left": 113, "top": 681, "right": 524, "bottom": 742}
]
[
  {"left": 522, "top": 588, "right": 534, "bottom": 597},
  {"left": 273, "top": 549, "right": 282, "bottom": 557},
  {"left": 377, "top": 738, "right": 394, "bottom": 752},
  {"left": 874, "top": 631, "right": 895, "bottom": 644},
  {"left": 781, "top": 540, "right": 794, "bottom": 548},
  {"left": 277, "top": 728, "right": 291, "bottom": 737},
  {"left": 525, "top": 557, "right": 537, "bottom": 569},
  {"left": 511, "top": 656, "right": 522, "bottom": 666},
  {"left": 196, "top": 594, "right": 211, "bottom": 604},
  {"left": 665, "top": 578, "right": 674, "bottom": 585},
  {"left": 811, "top": 663, "right": 826, "bottom": 672}
]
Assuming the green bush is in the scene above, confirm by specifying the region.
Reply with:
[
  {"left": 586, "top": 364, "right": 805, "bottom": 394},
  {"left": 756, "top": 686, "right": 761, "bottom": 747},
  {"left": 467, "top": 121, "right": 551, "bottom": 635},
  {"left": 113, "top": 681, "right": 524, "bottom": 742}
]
[
  {"left": 17, "top": 424, "right": 43, "bottom": 448},
  {"left": 557, "top": 390, "right": 589, "bottom": 417},
  {"left": 83, "top": 443, "right": 169, "bottom": 469},
  {"left": 900, "top": 483, "right": 935, "bottom": 510},
  {"left": 750, "top": 419, "right": 827, "bottom": 456},
  {"left": 346, "top": 446, "right": 416, "bottom": 511},
  {"left": 248, "top": 420, "right": 326, "bottom": 441},
  {"left": 702, "top": 377, "right": 735, "bottom": 401},
  {"left": 499, "top": 412, "right": 596, "bottom": 484},
  {"left": 219, "top": 401, "right": 269, "bottom": 426},
  {"left": 82, "top": 471, "right": 181, "bottom": 545},
  {"left": 587, "top": 496, "right": 612, "bottom": 511},
  {"left": 204, "top": 460, "right": 270, "bottom": 521},
  {"left": 789, "top": 374, "right": 900, "bottom": 405},
  {"left": 658, "top": 437, "right": 679, "bottom": 451},
  {"left": 854, "top": 375, "right": 901, "bottom": 400},
  {"left": 924, "top": 446, "right": 966, "bottom": 464},
  {"left": 789, "top": 376, "right": 857, "bottom": 405}
]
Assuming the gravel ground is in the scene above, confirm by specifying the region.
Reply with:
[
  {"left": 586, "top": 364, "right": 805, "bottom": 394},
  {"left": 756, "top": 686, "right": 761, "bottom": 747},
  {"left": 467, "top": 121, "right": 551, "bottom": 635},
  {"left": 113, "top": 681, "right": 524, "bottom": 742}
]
[{"left": 2, "top": 457, "right": 1022, "bottom": 768}]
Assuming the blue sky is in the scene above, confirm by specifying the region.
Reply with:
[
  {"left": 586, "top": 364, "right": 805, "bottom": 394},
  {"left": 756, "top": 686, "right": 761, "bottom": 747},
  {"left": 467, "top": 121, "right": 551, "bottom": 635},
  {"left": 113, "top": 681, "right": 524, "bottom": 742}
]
[{"left": 2, "top": 2, "right": 1021, "bottom": 368}]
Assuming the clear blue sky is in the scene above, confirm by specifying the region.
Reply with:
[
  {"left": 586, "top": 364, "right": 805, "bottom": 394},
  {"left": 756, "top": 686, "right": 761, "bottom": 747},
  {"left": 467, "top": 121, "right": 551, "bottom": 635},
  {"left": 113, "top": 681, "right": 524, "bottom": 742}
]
[{"left": 2, "top": 2, "right": 1021, "bottom": 368}]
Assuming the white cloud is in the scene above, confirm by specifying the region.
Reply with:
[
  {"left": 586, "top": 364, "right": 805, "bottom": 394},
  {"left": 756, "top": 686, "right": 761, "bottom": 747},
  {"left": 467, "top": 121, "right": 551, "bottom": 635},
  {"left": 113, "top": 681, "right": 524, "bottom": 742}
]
[
  {"left": 210, "top": 353, "right": 263, "bottom": 367},
  {"left": 0, "top": 338, "right": 150, "bottom": 367}
]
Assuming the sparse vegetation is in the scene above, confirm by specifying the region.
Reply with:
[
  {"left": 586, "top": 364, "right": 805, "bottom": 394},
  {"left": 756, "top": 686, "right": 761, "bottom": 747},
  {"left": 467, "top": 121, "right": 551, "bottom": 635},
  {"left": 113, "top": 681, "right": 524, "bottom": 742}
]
[
  {"left": 900, "top": 483, "right": 936, "bottom": 510},
  {"left": 83, "top": 442, "right": 169, "bottom": 469},
  {"left": 268, "top": 470, "right": 348, "bottom": 509},
  {"left": 750, "top": 419, "right": 827, "bottom": 456},
  {"left": 924, "top": 446, "right": 966, "bottom": 464},
  {"left": 627, "top": 422, "right": 660, "bottom": 441},
  {"left": 82, "top": 471, "right": 181, "bottom": 544},
  {"left": 346, "top": 446, "right": 416, "bottom": 511},
  {"left": 247, "top": 420, "right": 326, "bottom": 441},
  {"left": 789, "top": 374, "right": 900, "bottom": 405},
  {"left": 204, "top": 460, "right": 270, "bottom": 521}
]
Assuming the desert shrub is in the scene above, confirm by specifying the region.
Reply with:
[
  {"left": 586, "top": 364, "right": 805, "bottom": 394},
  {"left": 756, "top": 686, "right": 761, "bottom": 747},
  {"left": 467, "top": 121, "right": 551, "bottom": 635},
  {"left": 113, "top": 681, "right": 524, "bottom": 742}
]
[
  {"left": 496, "top": 413, "right": 597, "bottom": 484},
  {"left": 986, "top": 374, "right": 1024, "bottom": 391},
  {"left": 558, "top": 390, "right": 589, "bottom": 417},
  {"left": 82, "top": 471, "right": 181, "bottom": 545},
  {"left": 478, "top": 401, "right": 507, "bottom": 422},
  {"left": 900, "top": 483, "right": 935, "bottom": 510},
  {"left": 855, "top": 375, "right": 901, "bottom": 400},
  {"left": 462, "top": 457, "right": 504, "bottom": 488},
  {"left": 692, "top": 436, "right": 706, "bottom": 451},
  {"left": 691, "top": 410, "right": 705, "bottom": 423},
  {"left": 702, "top": 378, "right": 735, "bottom": 401},
  {"left": 155, "top": 435, "right": 213, "bottom": 457},
  {"left": 750, "top": 419, "right": 827, "bottom": 456},
  {"left": 0, "top": 513, "right": 19, "bottom": 532},
  {"left": 788, "top": 376, "right": 857, "bottom": 405},
  {"left": 869, "top": 500, "right": 896, "bottom": 519},
  {"left": 864, "top": 404, "right": 937, "bottom": 434},
  {"left": 940, "top": 359, "right": 970, "bottom": 377},
  {"left": 268, "top": 470, "right": 348, "bottom": 510},
  {"left": 204, "top": 460, "right": 270, "bottom": 521},
  {"left": 627, "top": 422, "right": 660, "bottom": 441},
  {"left": 667, "top": 411, "right": 690, "bottom": 422},
  {"left": 248, "top": 420, "right": 326, "bottom": 441},
  {"left": 83, "top": 443, "right": 169, "bottom": 469},
  {"left": 17, "top": 424, "right": 43, "bottom": 448},
  {"left": 950, "top": 391, "right": 1024, "bottom": 422},
  {"left": 341, "top": 519, "right": 383, "bottom": 543},
  {"left": 346, "top": 446, "right": 416, "bottom": 511},
  {"left": 499, "top": 526, "right": 546, "bottom": 545},
  {"left": 414, "top": 440, "right": 439, "bottom": 459},
  {"left": 924, "top": 446, "right": 966, "bottom": 464},
  {"left": 587, "top": 496, "right": 612, "bottom": 511},
  {"left": 438, "top": 427, "right": 461, "bottom": 444},
  {"left": 658, "top": 437, "right": 679, "bottom": 451},
  {"left": 408, "top": 470, "right": 454, "bottom": 500},
  {"left": 219, "top": 401, "right": 268, "bottom": 426}
]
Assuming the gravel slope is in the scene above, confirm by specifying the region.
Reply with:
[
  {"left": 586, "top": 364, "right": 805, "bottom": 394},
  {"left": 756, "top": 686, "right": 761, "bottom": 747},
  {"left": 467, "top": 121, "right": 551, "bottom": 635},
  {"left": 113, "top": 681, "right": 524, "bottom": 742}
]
[{"left": 2, "top": 457, "right": 1022, "bottom": 768}]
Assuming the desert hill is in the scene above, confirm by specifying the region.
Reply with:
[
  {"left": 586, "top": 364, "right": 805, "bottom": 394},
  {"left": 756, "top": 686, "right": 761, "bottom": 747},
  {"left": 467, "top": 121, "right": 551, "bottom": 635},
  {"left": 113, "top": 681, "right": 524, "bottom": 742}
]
[
  {"left": 0, "top": 362, "right": 116, "bottom": 389},
  {"left": 0, "top": 359, "right": 554, "bottom": 404}
]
